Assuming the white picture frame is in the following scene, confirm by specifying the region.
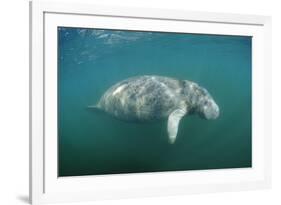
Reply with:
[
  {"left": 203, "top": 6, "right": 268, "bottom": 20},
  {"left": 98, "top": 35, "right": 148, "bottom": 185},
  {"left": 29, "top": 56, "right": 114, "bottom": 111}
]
[{"left": 29, "top": 1, "right": 272, "bottom": 204}]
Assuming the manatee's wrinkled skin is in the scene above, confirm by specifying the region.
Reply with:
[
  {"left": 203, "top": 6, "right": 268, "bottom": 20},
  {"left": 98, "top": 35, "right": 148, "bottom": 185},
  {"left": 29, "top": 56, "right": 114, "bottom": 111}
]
[
  {"left": 94, "top": 75, "right": 219, "bottom": 121},
  {"left": 89, "top": 75, "right": 219, "bottom": 143}
]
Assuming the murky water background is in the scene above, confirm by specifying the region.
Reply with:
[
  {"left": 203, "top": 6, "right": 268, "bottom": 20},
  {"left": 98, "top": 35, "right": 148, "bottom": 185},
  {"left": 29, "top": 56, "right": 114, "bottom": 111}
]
[{"left": 58, "top": 27, "right": 252, "bottom": 177}]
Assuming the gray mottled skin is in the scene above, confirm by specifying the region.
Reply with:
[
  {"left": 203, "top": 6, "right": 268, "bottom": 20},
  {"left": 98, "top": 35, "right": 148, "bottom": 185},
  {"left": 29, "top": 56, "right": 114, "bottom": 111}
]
[{"left": 90, "top": 75, "right": 219, "bottom": 143}]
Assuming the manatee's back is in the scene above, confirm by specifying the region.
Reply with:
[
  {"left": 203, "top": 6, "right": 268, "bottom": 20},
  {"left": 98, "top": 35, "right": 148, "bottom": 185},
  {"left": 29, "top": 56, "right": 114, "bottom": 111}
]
[{"left": 97, "top": 75, "right": 183, "bottom": 122}]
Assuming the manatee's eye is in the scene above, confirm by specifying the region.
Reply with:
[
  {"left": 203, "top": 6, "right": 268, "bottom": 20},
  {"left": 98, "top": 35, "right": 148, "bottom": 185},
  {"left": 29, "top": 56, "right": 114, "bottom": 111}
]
[{"left": 202, "top": 99, "right": 210, "bottom": 107}]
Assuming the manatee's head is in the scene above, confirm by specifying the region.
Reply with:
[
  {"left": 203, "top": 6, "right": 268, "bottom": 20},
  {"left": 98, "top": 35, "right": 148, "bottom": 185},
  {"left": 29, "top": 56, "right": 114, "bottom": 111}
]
[
  {"left": 197, "top": 92, "right": 220, "bottom": 120},
  {"left": 182, "top": 81, "right": 219, "bottom": 120}
]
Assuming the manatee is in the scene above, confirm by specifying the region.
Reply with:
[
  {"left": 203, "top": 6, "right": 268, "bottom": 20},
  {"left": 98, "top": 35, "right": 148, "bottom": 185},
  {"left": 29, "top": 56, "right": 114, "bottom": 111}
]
[{"left": 88, "top": 75, "right": 219, "bottom": 144}]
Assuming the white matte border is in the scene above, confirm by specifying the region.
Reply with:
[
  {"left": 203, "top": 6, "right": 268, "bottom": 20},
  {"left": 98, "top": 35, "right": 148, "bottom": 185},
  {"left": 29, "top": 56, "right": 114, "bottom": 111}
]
[{"left": 30, "top": 1, "right": 271, "bottom": 204}]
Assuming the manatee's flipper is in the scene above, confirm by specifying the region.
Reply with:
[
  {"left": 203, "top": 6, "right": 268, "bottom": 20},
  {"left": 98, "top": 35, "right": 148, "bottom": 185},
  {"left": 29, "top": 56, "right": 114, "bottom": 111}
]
[{"left": 167, "top": 108, "right": 187, "bottom": 144}]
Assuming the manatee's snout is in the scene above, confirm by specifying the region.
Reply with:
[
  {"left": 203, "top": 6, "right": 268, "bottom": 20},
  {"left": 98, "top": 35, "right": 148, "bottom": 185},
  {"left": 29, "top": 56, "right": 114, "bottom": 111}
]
[{"left": 203, "top": 100, "right": 219, "bottom": 120}]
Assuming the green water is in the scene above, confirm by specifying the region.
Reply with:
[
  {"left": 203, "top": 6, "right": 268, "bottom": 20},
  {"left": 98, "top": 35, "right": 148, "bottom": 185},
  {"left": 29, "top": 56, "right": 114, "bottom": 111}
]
[{"left": 58, "top": 27, "right": 252, "bottom": 177}]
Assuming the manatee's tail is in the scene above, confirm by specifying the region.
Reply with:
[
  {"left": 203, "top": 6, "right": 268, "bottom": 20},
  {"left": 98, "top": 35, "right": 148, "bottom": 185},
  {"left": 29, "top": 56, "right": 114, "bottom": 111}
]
[
  {"left": 87, "top": 105, "right": 104, "bottom": 113},
  {"left": 87, "top": 105, "right": 99, "bottom": 109},
  {"left": 87, "top": 105, "right": 100, "bottom": 110}
]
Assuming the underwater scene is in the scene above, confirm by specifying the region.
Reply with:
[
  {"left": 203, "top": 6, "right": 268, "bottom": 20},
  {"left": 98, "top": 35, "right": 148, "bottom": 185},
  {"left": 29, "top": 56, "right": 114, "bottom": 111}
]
[{"left": 58, "top": 27, "right": 252, "bottom": 177}]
